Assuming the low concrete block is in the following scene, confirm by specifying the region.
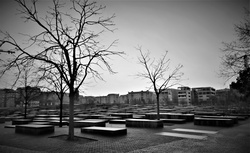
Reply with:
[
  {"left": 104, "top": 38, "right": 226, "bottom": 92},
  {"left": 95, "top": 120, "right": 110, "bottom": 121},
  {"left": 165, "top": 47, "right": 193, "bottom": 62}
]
[
  {"left": 228, "top": 114, "right": 249, "bottom": 120},
  {"left": 33, "top": 118, "right": 50, "bottom": 122},
  {"left": 5, "top": 125, "right": 16, "bottom": 128},
  {"left": 194, "top": 117, "right": 234, "bottom": 127},
  {"left": 29, "top": 122, "right": 51, "bottom": 125},
  {"left": 75, "top": 114, "right": 90, "bottom": 119},
  {"left": 200, "top": 116, "right": 238, "bottom": 124},
  {"left": 132, "top": 114, "right": 145, "bottom": 119},
  {"left": 15, "top": 124, "right": 54, "bottom": 135},
  {"left": 35, "top": 114, "right": 50, "bottom": 118},
  {"left": 74, "top": 119, "right": 106, "bottom": 128},
  {"left": 87, "top": 115, "right": 106, "bottom": 119},
  {"left": 12, "top": 119, "right": 33, "bottom": 125},
  {"left": 161, "top": 119, "right": 186, "bottom": 124},
  {"left": 180, "top": 114, "right": 195, "bottom": 122},
  {"left": 81, "top": 126, "right": 127, "bottom": 136},
  {"left": 194, "top": 111, "right": 224, "bottom": 116},
  {"left": 109, "top": 119, "right": 126, "bottom": 124},
  {"left": 99, "top": 116, "right": 121, "bottom": 121},
  {"left": 0, "top": 117, "right": 5, "bottom": 123},
  {"left": 126, "top": 119, "right": 163, "bottom": 128},
  {"left": 145, "top": 113, "right": 194, "bottom": 121},
  {"left": 110, "top": 113, "right": 133, "bottom": 119},
  {"left": 63, "top": 117, "right": 82, "bottom": 121},
  {"left": 49, "top": 120, "right": 69, "bottom": 126}
]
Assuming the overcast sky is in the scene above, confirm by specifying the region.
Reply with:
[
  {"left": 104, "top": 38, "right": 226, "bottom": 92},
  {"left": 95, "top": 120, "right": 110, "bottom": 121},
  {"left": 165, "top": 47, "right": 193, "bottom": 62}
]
[{"left": 0, "top": 0, "right": 249, "bottom": 96}]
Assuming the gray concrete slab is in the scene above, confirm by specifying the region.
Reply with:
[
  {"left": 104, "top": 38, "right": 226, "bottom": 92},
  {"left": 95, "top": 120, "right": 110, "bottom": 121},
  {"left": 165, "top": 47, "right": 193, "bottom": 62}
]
[
  {"left": 156, "top": 132, "right": 207, "bottom": 140},
  {"left": 172, "top": 128, "right": 218, "bottom": 134}
]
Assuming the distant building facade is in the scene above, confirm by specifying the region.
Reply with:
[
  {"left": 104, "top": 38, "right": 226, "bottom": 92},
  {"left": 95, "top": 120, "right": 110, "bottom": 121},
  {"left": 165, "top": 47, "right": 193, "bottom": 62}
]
[
  {"left": 16, "top": 86, "right": 41, "bottom": 107},
  {"left": 177, "top": 86, "right": 192, "bottom": 106},
  {"left": 82, "top": 94, "right": 120, "bottom": 105},
  {"left": 107, "top": 94, "right": 119, "bottom": 104},
  {"left": 192, "top": 87, "right": 216, "bottom": 104},
  {"left": 95, "top": 96, "right": 107, "bottom": 104},
  {"left": 39, "top": 92, "right": 60, "bottom": 107},
  {"left": 159, "top": 88, "right": 178, "bottom": 106},
  {"left": 119, "top": 94, "right": 129, "bottom": 104},
  {"left": 39, "top": 92, "right": 79, "bottom": 107},
  {"left": 0, "top": 89, "right": 16, "bottom": 107},
  {"left": 1, "top": 85, "right": 240, "bottom": 107},
  {"left": 81, "top": 96, "right": 96, "bottom": 104},
  {"left": 127, "top": 90, "right": 155, "bottom": 105}
]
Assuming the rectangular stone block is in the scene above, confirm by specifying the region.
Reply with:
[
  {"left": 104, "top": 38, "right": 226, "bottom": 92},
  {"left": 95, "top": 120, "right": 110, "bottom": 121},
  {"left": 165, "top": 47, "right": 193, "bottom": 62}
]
[
  {"left": 161, "top": 119, "right": 186, "bottom": 124},
  {"left": 200, "top": 116, "right": 238, "bottom": 124},
  {"left": 145, "top": 113, "right": 194, "bottom": 122},
  {"left": 110, "top": 113, "right": 133, "bottom": 119},
  {"left": 99, "top": 116, "right": 121, "bottom": 121},
  {"left": 12, "top": 119, "right": 33, "bottom": 125},
  {"left": 81, "top": 126, "right": 127, "bottom": 136},
  {"left": 0, "top": 117, "right": 5, "bottom": 123},
  {"left": 49, "top": 120, "right": 69, "bottom": 126},
  {"left": 194, "top": 111, "right": 224, "bottom": 116},
  {"left": 74, "top": 119, "right": 106, "bottom": 128},
  {"left": 109, "top": 119, "right": 126, "bottom": 124},
  {"left": 194, "top": 117, "right": 234, "bottom": 127},
  {"left": 126, "top": 119, "right": 163, "bottom": 128},
  {"left": 15, "top": 124, "right": 54, "bottom": 135}
]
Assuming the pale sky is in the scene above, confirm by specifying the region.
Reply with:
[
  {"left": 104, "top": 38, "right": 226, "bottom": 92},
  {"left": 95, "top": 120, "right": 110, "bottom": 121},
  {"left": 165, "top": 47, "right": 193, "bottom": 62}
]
[{"left": 0, "top": 0, "right": 249, "bottom": 96}]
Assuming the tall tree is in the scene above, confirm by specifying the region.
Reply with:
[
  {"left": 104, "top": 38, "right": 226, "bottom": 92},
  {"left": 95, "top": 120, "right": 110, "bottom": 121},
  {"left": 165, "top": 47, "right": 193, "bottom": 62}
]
[
  {"left": 0, "top": 0, "right": 123, "bottom": 140},
  {"left": 221, "top": 9, "right": 250, "bottom": 79},
  {"left": 16, "top": 62, "right": 41, "bottom": 118},
  {"left": 230, "top": 67, "right": 250, "bottom": 99},
  {"left": 137, "top": 47, "right": 183, "bottom": 120},
  {"left": 38, "top": 64, "right": 68, "bottom": 127}
]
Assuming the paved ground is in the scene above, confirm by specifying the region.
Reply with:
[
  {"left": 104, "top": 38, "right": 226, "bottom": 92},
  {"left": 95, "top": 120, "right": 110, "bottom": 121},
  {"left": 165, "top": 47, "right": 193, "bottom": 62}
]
[{"left": 0, "top": 119, "right": 249, "bottom": 153}]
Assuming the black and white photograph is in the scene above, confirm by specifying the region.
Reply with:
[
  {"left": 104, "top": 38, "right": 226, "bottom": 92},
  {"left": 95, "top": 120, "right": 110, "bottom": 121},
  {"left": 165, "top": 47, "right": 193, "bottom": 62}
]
[{"left": 0, "top": 0, "right": 249, "bottom": 152}]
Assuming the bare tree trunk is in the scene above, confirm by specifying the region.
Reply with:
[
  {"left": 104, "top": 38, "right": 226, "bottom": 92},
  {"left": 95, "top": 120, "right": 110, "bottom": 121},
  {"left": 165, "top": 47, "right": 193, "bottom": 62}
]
[
  {"left": 156, "top": 93, "right": 160, "bottom": 120},
  {"left": 24, "top": 86, "right": 28, "bottom": 119},
  {"left": 24, "top": 102, "right": 27, "bottom": 119},
  {"left": 68, "top": 91, "right": 75, "bottom": 140},
  {"left": 59, "top": 67, "right": 64, "bottom": 127},
  {"left": 59, "top": 97, "right": 63, "bottom": 127}
]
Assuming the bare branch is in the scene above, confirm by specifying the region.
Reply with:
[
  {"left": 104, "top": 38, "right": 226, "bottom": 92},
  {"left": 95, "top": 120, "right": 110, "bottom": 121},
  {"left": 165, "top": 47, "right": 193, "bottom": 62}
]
[
  {"left": 221, "top": 9, "right": 250, "bottom": 78},
  {"left": 137, "top": 47, "right": 183, "bottom": 95},
  {"left": 1, "top": 0, "right": 123, "bottom": 140}
]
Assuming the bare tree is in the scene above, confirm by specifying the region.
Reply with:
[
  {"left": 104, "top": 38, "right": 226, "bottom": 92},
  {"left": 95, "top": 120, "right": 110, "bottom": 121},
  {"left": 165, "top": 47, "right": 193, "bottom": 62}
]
[
  {"left": 38, "top": 64, "right": 68, "bottom": 127},
  {"left": 221, "top": 9, "right": 250, "bottom": 79},
  {"left": 0, "top": 0, "right": 123, "bottom": 140},
  {"left": 137, "top": 47, "right": 183, "bottom": 120},
  {"left": 16, "top": 62, "right": 41, "bottom": 118}
]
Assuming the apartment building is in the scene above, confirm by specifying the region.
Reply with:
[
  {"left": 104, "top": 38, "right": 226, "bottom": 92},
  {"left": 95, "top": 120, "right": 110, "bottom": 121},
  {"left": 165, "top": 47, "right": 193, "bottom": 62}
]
[
  {"left": 159, "top": 88, "right": 178, "bottom": 105},
  {"left": 127, "top": 90, "right": 155, "bottom": 105},
  {"left": 38, "top": 92, "right": 68, "bottom": 106},
  {"left": 82, "top": 94, "right": 120, "bottom": 104},
  {"left": 177, "top": 86, "right": 192, "bottom": 106},
  {"left": 119, "top": 94, "right": 128, "bottom": 104},
  {"left": 81, "top": 96, "right": 96, "bottom": 104},
  {"left": 0, "top": 88, "right": 16, "bottom": 107},
  {"left": 107, "top": 94, "right": 119, "bottom": 104},
  {"left": 95, "top": 96, "right": 107, "bottom": 104},
  {"left": 16, "top": 86, "right": 41, "bottom": 106},
  {"left": 192, "top": 87, "right": 216, "bottom": 104}
]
